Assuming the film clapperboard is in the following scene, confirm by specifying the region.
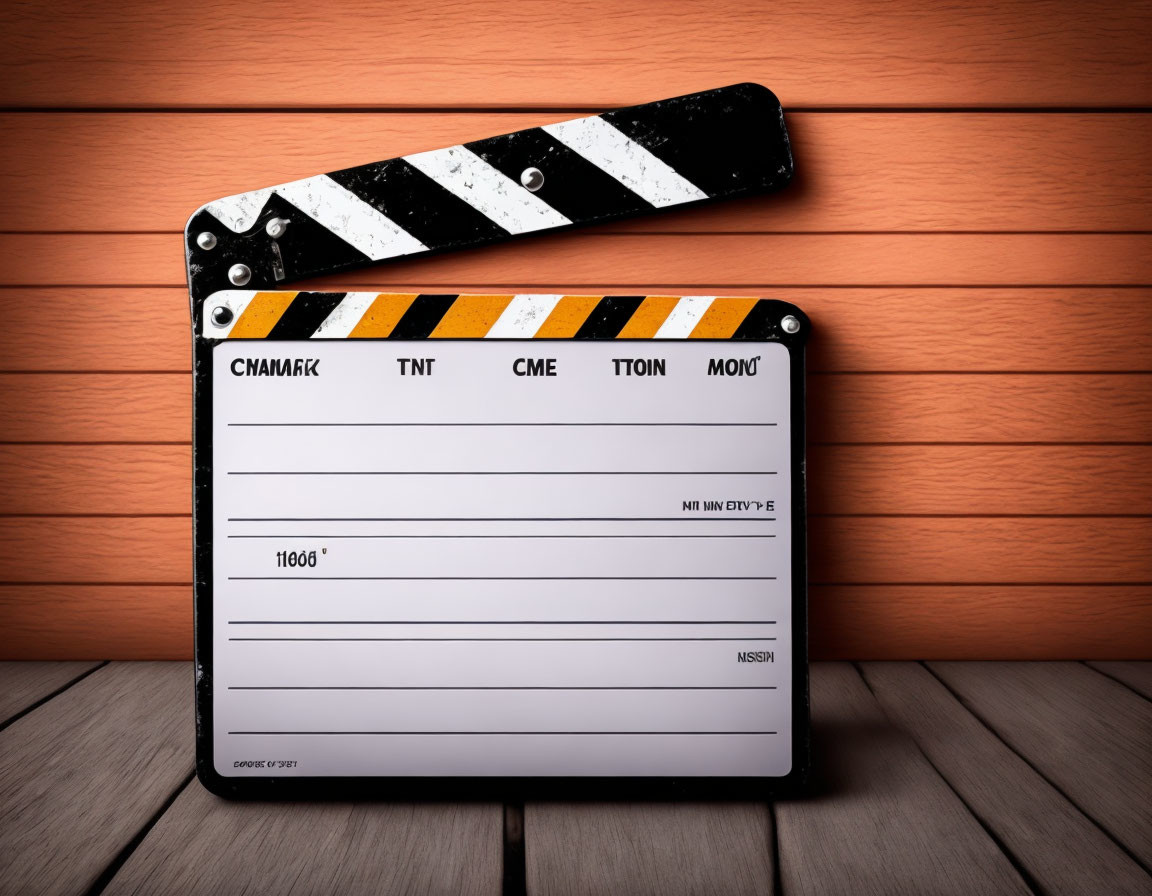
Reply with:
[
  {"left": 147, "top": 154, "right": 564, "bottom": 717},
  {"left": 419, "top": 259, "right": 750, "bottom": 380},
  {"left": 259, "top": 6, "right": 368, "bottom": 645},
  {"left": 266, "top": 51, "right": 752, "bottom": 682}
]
[{"left": 188, "top": 83, "right": 810, "bottom": 797}]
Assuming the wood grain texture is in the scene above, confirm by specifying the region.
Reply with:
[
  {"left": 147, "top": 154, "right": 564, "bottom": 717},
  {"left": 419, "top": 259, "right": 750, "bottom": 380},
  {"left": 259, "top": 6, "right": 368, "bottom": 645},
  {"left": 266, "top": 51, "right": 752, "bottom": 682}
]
[
  {"left": 0, "top": 662, "right": 192, "bottom": 896},
  {"left": 0, "top": 587, "right": 191, "bottom": 660},
  {"left": 5, "top": 445, "right": 1149, "bottom": 516},
  {"left": 104, "top": 784, "right": 502, "bottom": 896},
  {"left": 0, "top": 516, "right": 1147, "bottom": 586},
  {"left": 2, "top": 585, "right": 1149, "bottom": 661},
  {"left": 3, "top": 374, "right": 1149, "bottom": 444},
  {"left": 929, "top": 661, "right": 1152, "bottom": 867},
  {"left": 861, "top": 662, "right": 1151, "bottom": 896},
  {"left": 0, "top": 660, "right": 101, "bottom": 724},
  {"left": 4, "top": 233, "right": 1151, "bottom": 287},
  {"left": 1, "top": 0, "right": 1149, "bottom": 107},
  {"left": 524, "top": 802, "right": 771, "bottom": 895},
  {"left": 5, "top": 287, "right": 1152, "bottom": 374},
  {"left": 775, "top": 663, "right": 1030, "bottom": 895},
  {"left": 0, "top": 0, "right": 1148, "bottom": 666},
  {"left": 1086, "top": 661, "right": 1152, "bottom": 699},
  {"left": 4, "top": 114, "right": 1151, "bottom": 233},
  {"left": 813, "top": 586, "right": 1152, "bottom": 661}
]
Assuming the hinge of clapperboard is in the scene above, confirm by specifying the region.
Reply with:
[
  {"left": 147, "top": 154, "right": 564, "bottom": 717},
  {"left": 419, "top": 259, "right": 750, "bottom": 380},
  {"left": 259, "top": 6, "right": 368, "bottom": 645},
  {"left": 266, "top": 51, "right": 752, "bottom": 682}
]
[{"left": 186, "top": 82, "right": 794, "bottom": 335}]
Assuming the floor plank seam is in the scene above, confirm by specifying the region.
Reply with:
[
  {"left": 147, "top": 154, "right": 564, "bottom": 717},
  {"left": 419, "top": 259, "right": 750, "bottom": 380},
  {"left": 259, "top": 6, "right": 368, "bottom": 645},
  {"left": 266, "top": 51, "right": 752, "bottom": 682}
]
[
  {"left": 1079, "top": 661, "right": 1152, "bottom": 702},
  {"left": 768, "top": 800, "right": 784, "bottom": 896},
  {"left": 503, "top": 801, "right": 526, "bottom": 896},
  {"left": 83, "top": 768, "right": 195, "bottom": 896},
  {"left": 0, "top": 660, "right": 108, "bottom": 733},
  {"left": 919, "top": 662, "right": 1152, "bottom": 877},
  {"left": 854, "top": 662, "right": 1044, "bottom": 895}
]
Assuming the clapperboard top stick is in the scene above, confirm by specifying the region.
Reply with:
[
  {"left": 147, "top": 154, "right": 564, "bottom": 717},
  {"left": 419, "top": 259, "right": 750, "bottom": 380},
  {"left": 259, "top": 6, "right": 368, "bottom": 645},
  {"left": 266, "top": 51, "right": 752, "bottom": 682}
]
[{"left": 185, "top": 83, "right": 793, "bottom": 307}]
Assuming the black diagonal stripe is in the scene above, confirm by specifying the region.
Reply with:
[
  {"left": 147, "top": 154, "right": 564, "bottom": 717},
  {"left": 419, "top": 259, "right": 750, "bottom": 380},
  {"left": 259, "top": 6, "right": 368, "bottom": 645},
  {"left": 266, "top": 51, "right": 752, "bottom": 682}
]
[
  {"left": 730, "top": 300, "right": 776, "bottom": 340},
  {"left": 601, "top": 83, "right": 793, "bottom": 199},
  {"left": 326, "top": 159, "right": 510, "bottom": 251},
  {"left": 265, "top": 292, "right": 346, "bottom": 339},
  {"left": 261, "top": 193, "right": 372, "bottom": 281},
  {"left": 573, "top": 296, "right": 646, "bottom": 339},
  {"left": 466, "top": 128, "right": 652, "bottom": 224},
  {"left": 388, "top": 295, "right": 458, "bottom": 339}
]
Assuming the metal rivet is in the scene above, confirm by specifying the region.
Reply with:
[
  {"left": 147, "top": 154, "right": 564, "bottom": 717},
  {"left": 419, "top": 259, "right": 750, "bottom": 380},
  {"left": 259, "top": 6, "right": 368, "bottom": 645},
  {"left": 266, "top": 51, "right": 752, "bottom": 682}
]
[
  {"left": 265, "top": 217, "right": 289, "bottom": 238},
  {"left": 228, "top": 263, "right": 252, "bottom": 286},
  {"left": 520, "top": 167, "right": 544, "bottom": 192},
  {"left": 196, "top": 232, "right": 217, "bottom": 250},
  {"left": 210, "top": 305, "right": 234, "bottom": 327},
  {"left": 781, "top": 315, "right": 801, "bottom": 334}
]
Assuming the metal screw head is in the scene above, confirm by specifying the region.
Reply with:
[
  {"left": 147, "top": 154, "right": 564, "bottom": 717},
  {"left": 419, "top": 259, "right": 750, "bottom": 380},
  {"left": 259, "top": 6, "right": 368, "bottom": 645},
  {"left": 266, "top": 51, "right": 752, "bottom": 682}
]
[
  {"left": 228, "top": 263, "right": 252, "bottom": 286},
  {"left": 196, "top": 231, "right": 217, "bottom": 250},
  {"left": 781, "top": 315, "right": 801, "bottom": 334},
  {"left": 520, "top": 167, "right": 545, "bottom": 192},
  {"left": 210, "top": 305, "right": 234, "bottom": 327},
  {"left": 265, "top": 217, "right": 289, "bottom": 238}
]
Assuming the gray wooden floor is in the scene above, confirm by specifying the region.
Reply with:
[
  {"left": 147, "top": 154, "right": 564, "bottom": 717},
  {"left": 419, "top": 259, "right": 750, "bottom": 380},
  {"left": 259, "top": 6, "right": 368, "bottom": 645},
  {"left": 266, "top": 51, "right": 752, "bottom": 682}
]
[{"left": 1, "top": 662, "right": 1148, "bottom": 896}]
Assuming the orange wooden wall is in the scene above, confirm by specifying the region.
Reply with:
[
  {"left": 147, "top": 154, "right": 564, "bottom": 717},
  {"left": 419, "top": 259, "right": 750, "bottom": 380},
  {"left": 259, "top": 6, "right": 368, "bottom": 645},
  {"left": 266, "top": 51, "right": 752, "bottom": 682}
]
[{"left": 0, "top": 0, "right": 1149, "bottom": 660}]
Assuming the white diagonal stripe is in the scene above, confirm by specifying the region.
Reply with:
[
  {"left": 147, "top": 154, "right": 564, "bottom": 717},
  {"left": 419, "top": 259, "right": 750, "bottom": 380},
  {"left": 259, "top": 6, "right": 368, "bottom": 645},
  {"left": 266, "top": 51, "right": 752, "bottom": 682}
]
[
  {"left": 543, "top": 116, "right": 708, "bottom": 208},
  {"left": 200, "top": 290, "right": 258, "bottom": 338},
  {"left": 485, "top": 294, "right": 565, "bottom": 338},
  {"left": 311, "top": 292, "right": 381, "bottom": 339},
  {"left": 275, "top": 176, "right": 427, "bottom": 260},
  {"left": 653, "top": 296, "right": 715, "bottom": 338},
  {"left": 202, "top": 189, "right": 274, "bottom": 233},
  {"left": 403, "top": 146, "right": 571, "bottom": 234},
  {"left": 202, "top": 175, "right": 427, "bottom": 261}
]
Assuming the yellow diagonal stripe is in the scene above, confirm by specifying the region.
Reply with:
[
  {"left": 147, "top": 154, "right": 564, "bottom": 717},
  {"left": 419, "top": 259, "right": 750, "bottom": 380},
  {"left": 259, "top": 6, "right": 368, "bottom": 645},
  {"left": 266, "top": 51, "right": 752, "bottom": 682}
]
[
  {"left": 534, "top": 295, "right": 602, "bottom": 338},
  {"left": 228, "top": 292, "right": 298, "bottom": 338},
  {"left": 689, "top": 297, "right": 760, "bottom": 338},
  {"left": 347, "top": 293, "right": 419, "bottom": 338},
  {"left": 615, "top": 296, "right": 680, "bottom": 338},
  {"left": 430, "top": 294, "right": 514, "bottom": 338}
]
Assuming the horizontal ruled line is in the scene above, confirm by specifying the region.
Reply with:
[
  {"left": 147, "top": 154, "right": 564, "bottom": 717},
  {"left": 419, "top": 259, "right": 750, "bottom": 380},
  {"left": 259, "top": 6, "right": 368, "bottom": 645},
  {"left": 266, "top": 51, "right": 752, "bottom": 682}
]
[
  {"left": 227, "top": 620, "right": 777, "bottom": 625},
  {"left": 227, "top": 470, "right": 777, "bottom": 476},
  {"left": 227, "top": 518, "right": 778, "bottom": 523},
  {"left": 228, "top": 685, "right": 779, "bottom": 690},
  {"left": 227, "top": 576, "right": 778, "bottom": 581},
  {"left": 228, "top": 730, "right": 779, "bottom": 735},
  {"left": 229, "top": 637, "right": 779, "bottom": 642},
  {"left": 227, "top": 534, "right": 776, "bottom": 539},
  {"left": 228, "top": 422, "right": 778, "bottom": 427}
]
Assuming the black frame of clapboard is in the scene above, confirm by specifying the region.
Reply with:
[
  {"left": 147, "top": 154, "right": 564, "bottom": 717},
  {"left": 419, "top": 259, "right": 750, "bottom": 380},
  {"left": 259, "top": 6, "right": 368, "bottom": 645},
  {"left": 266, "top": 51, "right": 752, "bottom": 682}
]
[{"left": 191, "top": 305, "right": 810, "bottom": 800}]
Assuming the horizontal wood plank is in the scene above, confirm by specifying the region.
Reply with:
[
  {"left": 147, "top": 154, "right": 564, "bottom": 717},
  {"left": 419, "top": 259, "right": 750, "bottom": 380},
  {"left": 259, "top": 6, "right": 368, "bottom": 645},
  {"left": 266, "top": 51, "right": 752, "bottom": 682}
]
[
  {"left": 861, "top": 662, "right": 1152, "bottom": 896},
  {"left": 808, "top": 446, "right": 1152, "bottom": 515},
  {"left": 0, "top": 660, "right": 101, "bottom": 724},
  {"left": 104, "top": 784, "right": 502, "bottom": 896},
  {"left": 4, "top": 114, "right": 1150, "bottom": 233},
  {"left": 3, "top": 444, "right": 1149, "bottom": 516},
  {"left": 813, "top": 586, "right": 1152, "bottom": 661},
  {"left": 0, "top": 586, "right": 192, "bottom": 660},
  {"left": 809, "top": 517, "right": 1152, "bottom": 584},
  {"left": 2, "top": 374, "right": 1148, "bottom": 444},
  {"left": 2, "top": 585, "right": 1149, "bottom": 661},
  {"left": 0, "top": 516, "right": 1146, "bottom": 585},
  {"left": 1, "top": 0, "right": 1149, "bottom": 107},
  {"left": 775, "top": 663, "right": 1030, "bottom": 895},
  {"left": 0, "top": 662, "right": 192, "bottom": 895},
  {"left": 1086, "top": 661, "right": 1152, "bottom": 698},
  {"left": 524, "top": 802, "right": 772, "bottom": 895},
  {"left": 5, "top": 287, "right": 1152, "bottom": 374},
  {"left": 929, "top": 661, "right": 1152, "bottom": 867},
  {"left": 4, "top": 233, "right": 1151, "bottom": 287}
]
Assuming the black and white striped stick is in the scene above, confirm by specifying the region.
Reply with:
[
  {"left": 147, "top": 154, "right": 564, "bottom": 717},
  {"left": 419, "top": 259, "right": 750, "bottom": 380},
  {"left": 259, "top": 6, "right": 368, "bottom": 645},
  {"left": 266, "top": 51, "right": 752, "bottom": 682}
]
[{"left": 185, "top": 83, "right": 793, "bottom": 308}]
